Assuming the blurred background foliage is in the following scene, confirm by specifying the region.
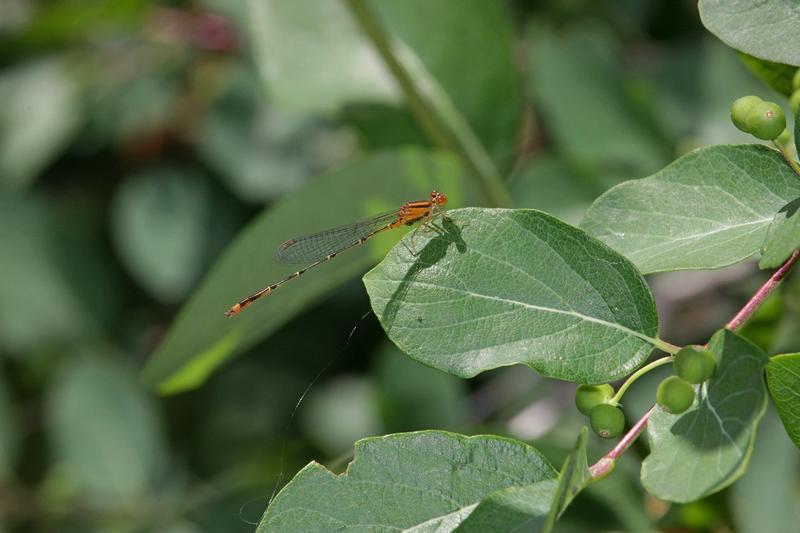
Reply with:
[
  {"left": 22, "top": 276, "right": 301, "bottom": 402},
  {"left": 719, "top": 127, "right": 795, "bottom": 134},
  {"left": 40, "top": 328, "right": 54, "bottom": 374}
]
[{"left": 0, "top": 0, "right": 798, "bottom": 531}]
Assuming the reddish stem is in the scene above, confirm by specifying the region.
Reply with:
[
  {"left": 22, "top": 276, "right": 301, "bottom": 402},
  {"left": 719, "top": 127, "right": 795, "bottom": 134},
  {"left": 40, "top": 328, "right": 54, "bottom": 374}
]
[
  {"left": 589, "top": 250, "right": 800, "bottom": 479},
  {"left": 726, "top": 250, "right": 800, "bottom": 330}
]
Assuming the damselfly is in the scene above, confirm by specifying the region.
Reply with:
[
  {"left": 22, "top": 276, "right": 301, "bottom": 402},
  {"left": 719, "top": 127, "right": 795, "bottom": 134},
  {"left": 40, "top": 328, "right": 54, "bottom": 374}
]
[{"left": 225, "top": 190, "right": 448, "bottom": 317}]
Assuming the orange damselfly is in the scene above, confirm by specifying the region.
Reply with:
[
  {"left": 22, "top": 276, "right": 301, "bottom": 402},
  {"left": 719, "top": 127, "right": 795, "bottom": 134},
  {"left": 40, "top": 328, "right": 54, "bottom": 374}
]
[{"left": 225, "top": 190, "right": 447, "bottom": 317}]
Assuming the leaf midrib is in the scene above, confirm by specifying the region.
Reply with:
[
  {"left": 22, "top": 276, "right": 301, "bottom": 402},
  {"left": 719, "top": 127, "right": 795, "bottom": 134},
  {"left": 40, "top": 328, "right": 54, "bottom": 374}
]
[{"left": 374, "top": 279, "right": 658, "bottom": 347}]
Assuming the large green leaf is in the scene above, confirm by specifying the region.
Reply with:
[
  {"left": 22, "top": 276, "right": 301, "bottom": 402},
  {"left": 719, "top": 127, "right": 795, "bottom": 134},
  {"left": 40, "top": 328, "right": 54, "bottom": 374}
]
[
  {"left": 699, "top": 1, "right": 800, "bottom": 67},
  {"left": 765, "top": 353, "right": 800, "bottom": 449},
  {"left": 364, "top": 208, "right": 660, "bottom": 383},
  {"left": 247, "top": 0, "right": 398, "bottom": 115},
  {"left": 256, "top": 432, "right": 556, "bottom": 532},
  {"left": 47, "top": 354, "right": 165, "bottom": 502},
  {"left": 641, "top": 329, "right": 768, "bottom": 502},
  {"left": 581, "top": 145, "right": 800, "bottom": 274},
  {"left": 368, "top": 0, "right": 522, "bottom": 166},
  {"left": 141, "top": 149, "right": 469, "bottom": 393}
]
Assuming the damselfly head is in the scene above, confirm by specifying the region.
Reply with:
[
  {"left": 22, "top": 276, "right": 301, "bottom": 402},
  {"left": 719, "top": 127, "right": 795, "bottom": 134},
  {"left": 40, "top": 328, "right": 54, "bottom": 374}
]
[{"left": 430, "top": 189, "right": 447, "bottom": 206}]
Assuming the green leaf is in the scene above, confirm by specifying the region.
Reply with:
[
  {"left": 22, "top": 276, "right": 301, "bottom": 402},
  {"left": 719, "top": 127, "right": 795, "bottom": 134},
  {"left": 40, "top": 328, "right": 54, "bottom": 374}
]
[
  {"left": 765, "top": 353, "right": 800, "bottom": 449},
  {"left": 0, "top": 58, "right": 80, "bottom": 190},
  {"left": 641, "top": 329, "right": 769, "bottom": 502},
  {"left": 111, "top": 167, "right": 214, "bottom": 303},
  {"left": 256, "top": 431, "right": 556, "bottom": 532},
  {"left": 247, "top": 0, "right": 398, "bottom": 115},
  {"left": 364, "top": 208, "right": 659, "bottom": 383},
  {"left": 699, "top": 1, "right": 800, "bottom": 67},
  {"left": 759, "top": 198, "right": 800, "bottom": 269},
  {"left": 454, "top": 427, "right": 591, "bottom": 533},
  {"left": 141, "top": 149, "right": 469, "bottom": 393},
  {"left": 47, "top": 354, "right": 165, "bottom": 501},
  {"left": 738, "top": 53, "right": 797, "bottom": 97},
  {"left": 529, "top": 26, "right": 668, "bottom": 175},
  {"left": 581, "top": 145, "right": 800, "bottom": 274}
]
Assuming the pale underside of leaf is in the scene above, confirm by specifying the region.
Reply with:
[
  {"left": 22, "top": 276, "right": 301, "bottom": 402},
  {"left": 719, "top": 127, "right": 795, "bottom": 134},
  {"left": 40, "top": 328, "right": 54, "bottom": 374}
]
[{"left": 581, "top": 144, "right": 800, "bottom": 274}]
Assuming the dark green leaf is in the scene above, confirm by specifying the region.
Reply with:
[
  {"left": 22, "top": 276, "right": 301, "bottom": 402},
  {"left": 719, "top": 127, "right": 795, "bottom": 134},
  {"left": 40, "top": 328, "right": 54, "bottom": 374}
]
[
  {"left": 765, "top": 353, "right": 800, "bottom": 449},
  {"left": 581, "top": 145, "right": 800, "bottom": 274},
  {"left": 365, "top": 208, "right": 659, "bottom": 383},
  {"left": 738, "top": 53, "right": 797, "bottom": 97},
  {"left": 257, "top": 432, "right": 556, "bottom": 532},
  {"left": 0, "top": 370, "right": 18, "bottom": 480},
  {"left": 543, "top": 427, "right": 592, "bottom": 532},
  {"left": 699, "top": 1, "right": 800, "bottom": 67},
  {"left": 641, "top": 330, "right": 769, "bottom": 502},
  {"left": 141, "top": 149, "right": 469, "bottom": 393}
]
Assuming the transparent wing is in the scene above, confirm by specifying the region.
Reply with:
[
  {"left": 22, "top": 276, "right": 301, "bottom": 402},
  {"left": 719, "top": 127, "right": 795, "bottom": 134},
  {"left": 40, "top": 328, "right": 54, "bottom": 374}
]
[{"left": 274, "top": 210, "right": 399, "bottom": 264}]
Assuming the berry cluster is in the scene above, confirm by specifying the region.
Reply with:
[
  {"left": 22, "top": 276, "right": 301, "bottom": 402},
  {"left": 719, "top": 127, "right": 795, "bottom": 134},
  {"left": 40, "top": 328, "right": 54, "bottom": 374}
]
[{"left": 575, "top": 346, "right": 717, "bottom": 439}]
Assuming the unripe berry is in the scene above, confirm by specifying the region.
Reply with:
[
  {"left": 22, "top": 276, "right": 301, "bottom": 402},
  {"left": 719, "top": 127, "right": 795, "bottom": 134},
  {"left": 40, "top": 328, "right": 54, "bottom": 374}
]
[
  {"left": 657, "top": 376, "right": 695, "bottom": 415},
  {"left": 674, "top": 345, "right": 716, "bottom": 384},
  {"left": 730, "top": 95, "right": 763, "bottom": 132},
  {"left": 793, "top": 69, "right": 800, "bottom": 91},
  {"left": 589, "top": 404, "right": 625, "bottom": 439},
  {"left": 790, "top": 90, "right": 800, "bottom": 115},
  {"left": 777, "top": 128, "right": 792, "bottom": 147},
  {"left": 575, "top": 383, "right": 615, "bottom": 416},
  {"left": 747, "top": 101, "right": 786, "bottom": 140}
]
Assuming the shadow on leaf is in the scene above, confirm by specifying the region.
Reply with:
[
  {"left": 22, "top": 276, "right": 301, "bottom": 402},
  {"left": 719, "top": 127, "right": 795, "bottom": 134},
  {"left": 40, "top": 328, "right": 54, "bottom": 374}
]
[{"left": 380, "top": 217, "right": 467, "bottom": 330}]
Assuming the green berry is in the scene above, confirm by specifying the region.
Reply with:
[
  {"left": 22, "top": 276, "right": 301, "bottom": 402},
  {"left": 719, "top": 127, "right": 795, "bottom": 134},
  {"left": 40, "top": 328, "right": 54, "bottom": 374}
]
[
  {"left": 747, "top": 101, "right": 786, "bottom": 140},
  {"left": 674, "top": 345, "right": 716, "bottom": 384},
  {"left": 730, "top": 95, "right": 763, "bottom": 132},
  {"left": 589, "top": 404, "right": 625, "bottom": 439},
  {"left": 657, "top": 376, "right": 695, "bottom": 414},
  {"left": 793, "top": 69, "right": 800, "bottom": 91},
  {"left": 777, "top": 128, "right": 792, "bottom": 147},
  {"left": 575, "top": 383, "right": 615, "bottom": 415},
  {"left": 790, "top": 90, "right": 800, "bottom": 115}
]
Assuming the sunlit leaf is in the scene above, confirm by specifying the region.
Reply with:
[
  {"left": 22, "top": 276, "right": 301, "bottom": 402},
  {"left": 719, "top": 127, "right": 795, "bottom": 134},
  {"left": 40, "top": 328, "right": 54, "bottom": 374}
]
[{"left": 365, "top": 208, "right": 659, "bottom": 383}]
